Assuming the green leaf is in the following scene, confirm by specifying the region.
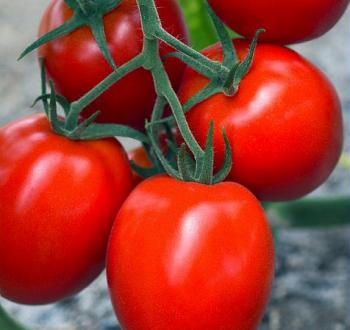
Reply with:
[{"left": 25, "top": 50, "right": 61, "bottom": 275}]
[
  {"left": 19, "top": 0, "right": 122, "bottom": 71},
  {"left": 178, "top": 0, "right": 240, "bottom": 51},
  {"left": 267, "top": 196, "right": 350, "bottom": 228},
  {"left": 178, "top": 0, "right": 217, "bottom": 50},
  {"left": 0, "top": 304, "right": 31, "bottom": 330},
  {"left": 19, "top": 16, "right": 84, "bottom": 60},
  {"left": 88, "top": 14, "right": 118, "bottom": 70}
]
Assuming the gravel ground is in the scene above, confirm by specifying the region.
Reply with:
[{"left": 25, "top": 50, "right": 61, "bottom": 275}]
[{"left": 0, "top": 2, "right": 349, "bottom": 330}]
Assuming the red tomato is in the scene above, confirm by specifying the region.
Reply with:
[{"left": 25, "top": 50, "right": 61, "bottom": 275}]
[
  {"left": 128, "top": 147, "right": 152, "bottom": 186},
  {"left": 38, "top": 0, "right": 188, "bottom": 130},
  {"left": 107, "top": 176, "right": 275, "bottom": 330},
  {"left": 128, "top": 130, "right": 181, "bottom": 185},
  {"left": 179, "top": 40, "right": 343, "bottom": 201},
  {"left": 0, "top": 114, "right": 133, "bottom": 304},
  {"left": 208, "top": 0, "right": 349, "bottom": 44}
]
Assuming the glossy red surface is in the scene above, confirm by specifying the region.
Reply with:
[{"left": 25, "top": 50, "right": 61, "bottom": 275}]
[
  {"left": 0, "top": 114, "right": 133, "bottom": 304},
  {"left": 107, "top": 176, "right": 275, "bottom": 330},
  {"left": 208, "top": 0, "right": 350, "bottom": 44},
  {"left": 179, "top": 40, "right": 343, "bottom": 201}
]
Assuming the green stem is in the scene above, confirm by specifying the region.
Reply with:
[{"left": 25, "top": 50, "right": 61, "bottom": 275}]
[
  {"left": 28, "top": 0, "right": 237, "bottom": 176},
  {"left": 148, "top": 96, "right": 168, "bottom": 171},
  {"left": 166, "top": 87, "right": 204, "bottom": 158},
  {"left": 147, "top": 97, "right": 182, "bottom": 179},
  {"left": 75, "top": 0, "right": 92, "bottom": 14},
  {"left": 61, "top": 0, "right": 247, "bottom": 133},
  {"left": 0, "top": 304, "right": 31, "bottom": 330},
  {"left": 65, "top": 54, "right": 144, "bottom": 130},
  {"left": 155, "top": 27, "right": 223, "bottom": 72},
  {"left": 138, "top": 1, "right": 204, "bottom": 159},
  {"left": 163, "top": 51, "right": 218, "bottom": 79},
  {"left": 203, "top": 0, "right": 238, "bottom": 67},
  {"left": 133, "top": 0, "right": 234, "bottom": 183}
]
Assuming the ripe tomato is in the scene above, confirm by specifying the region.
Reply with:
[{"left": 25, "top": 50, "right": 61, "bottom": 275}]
[
  {"left": 208, "top": 0, "right": 349, "bottom": 44},
  {"left": 179, "top": 40, "right": 343, "bottom": 201},
  {"left": 0, "top": 114, "right": 133, "bottom": 304},
  {"left": 128, "top": 130, "right": 180, "bottom": 185},
  {"left": 128, "top": 146, "right": 152, "bottom": 186},
  {"left": 107, "top": 176, "right": 275, "bottom": 330},
  {"left": 38, "top": 0, "right": 188, "bottom": 130}
]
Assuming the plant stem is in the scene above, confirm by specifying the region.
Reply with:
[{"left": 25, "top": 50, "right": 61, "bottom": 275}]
[
  {"left": 155, "top": 28, "right": 223, "bottom": 72},
  {"left": 65, "top": 0, "right": 232, "bottom": 131},
  {"left": 138, "top": 0, "right": 204, "bottom": 158},
  {"left": 65, "top": 54, "right": 144, "bottom": 130},
  {"left": 75, "top": 0, "right": 92, "bottom": 14}
]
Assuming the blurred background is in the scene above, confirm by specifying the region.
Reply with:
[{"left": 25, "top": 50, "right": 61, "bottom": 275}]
[{"left": 0, "top": 1, "right": 349, "bottom": 329}]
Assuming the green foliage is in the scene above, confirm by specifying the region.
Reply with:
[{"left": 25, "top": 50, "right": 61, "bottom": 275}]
[
  {"left": 266, "top": 196, "right": 350, "bottom": 228},
  {"left": 0, "top": 304, "right": 30, "bottom": 330},
  {"left": 178, "top": 0, "right": 239, "bottom": 50},
  {"left": 178, "top": 0, "right": 217, "bottom": 50}
]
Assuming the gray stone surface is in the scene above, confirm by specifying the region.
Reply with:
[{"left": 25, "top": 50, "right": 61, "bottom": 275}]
[{"left": 0, "top": 1, "right": 349, "bottom": 330}]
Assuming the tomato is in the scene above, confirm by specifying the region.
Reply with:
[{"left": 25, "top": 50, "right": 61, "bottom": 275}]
[
  {"left": 0, "top": 114, "right": 133, "bottom": 305},
  {"left": 208, "top": 0, "right": 349, "bottom": 44},
  {"left": 107, "top": 175, "right": 275, "bottom": 330},
  {"left": 179, "top": 40, "right": 343, "bottom": 201},
  {"left": 38, "top": 0, "right": 188, "bottom": 130},
  {"left": 128, "top": 130, "right": 180, "bottom": 185},
  {"left": 128, "top": 146, "right": 152, "bottom": 186}
]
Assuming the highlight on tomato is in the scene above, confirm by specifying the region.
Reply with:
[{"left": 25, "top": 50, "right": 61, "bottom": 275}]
[
  {"left": 179, "top": 40, "right": 343, "bottom": 201},
  {"left": 107, "top": 175, "right": 275, "bottom": 330},
  {"left": 0, "top": 114, "right": 133, "bottom": 304},
  {"left": 208, "top": 0, "right": 350, "bottom": 44}
]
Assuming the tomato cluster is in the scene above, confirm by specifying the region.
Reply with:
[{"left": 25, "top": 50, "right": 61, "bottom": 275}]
[{"left": 0, "top": 1, "right": 346, "bottom": 329}]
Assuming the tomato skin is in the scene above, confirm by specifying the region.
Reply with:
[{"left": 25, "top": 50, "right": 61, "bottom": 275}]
[
  {"left": 107, "top": 176, "right": 274, "bottom": 330},
  {"left": 208, "top": 0, "right": 349, "bottom": 44},
  {"left": 0, "top": 114, "right": 133, "bottom": 305},
  {"left": 179, "top": 40, "right": 343, "bottom": 201},
  {"left": 127, "top": 147, "right": 152, "bottom": 186},
  {"left": 127, "top": 130, "right": 180, "bottom": 185},
  {"left": 38, "top": 0, "right": 188, "bottom": 130}
]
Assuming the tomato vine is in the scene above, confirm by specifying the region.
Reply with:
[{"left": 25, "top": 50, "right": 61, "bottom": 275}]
[
  {"left": 19, "top": 0, "right": 260, "bottom": 184},
  {"left": 1, "top": 0, "right": 347, "bottom": 328},
  {"left": 1, "top": 0, "right": 257, "bottom": 325}
]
